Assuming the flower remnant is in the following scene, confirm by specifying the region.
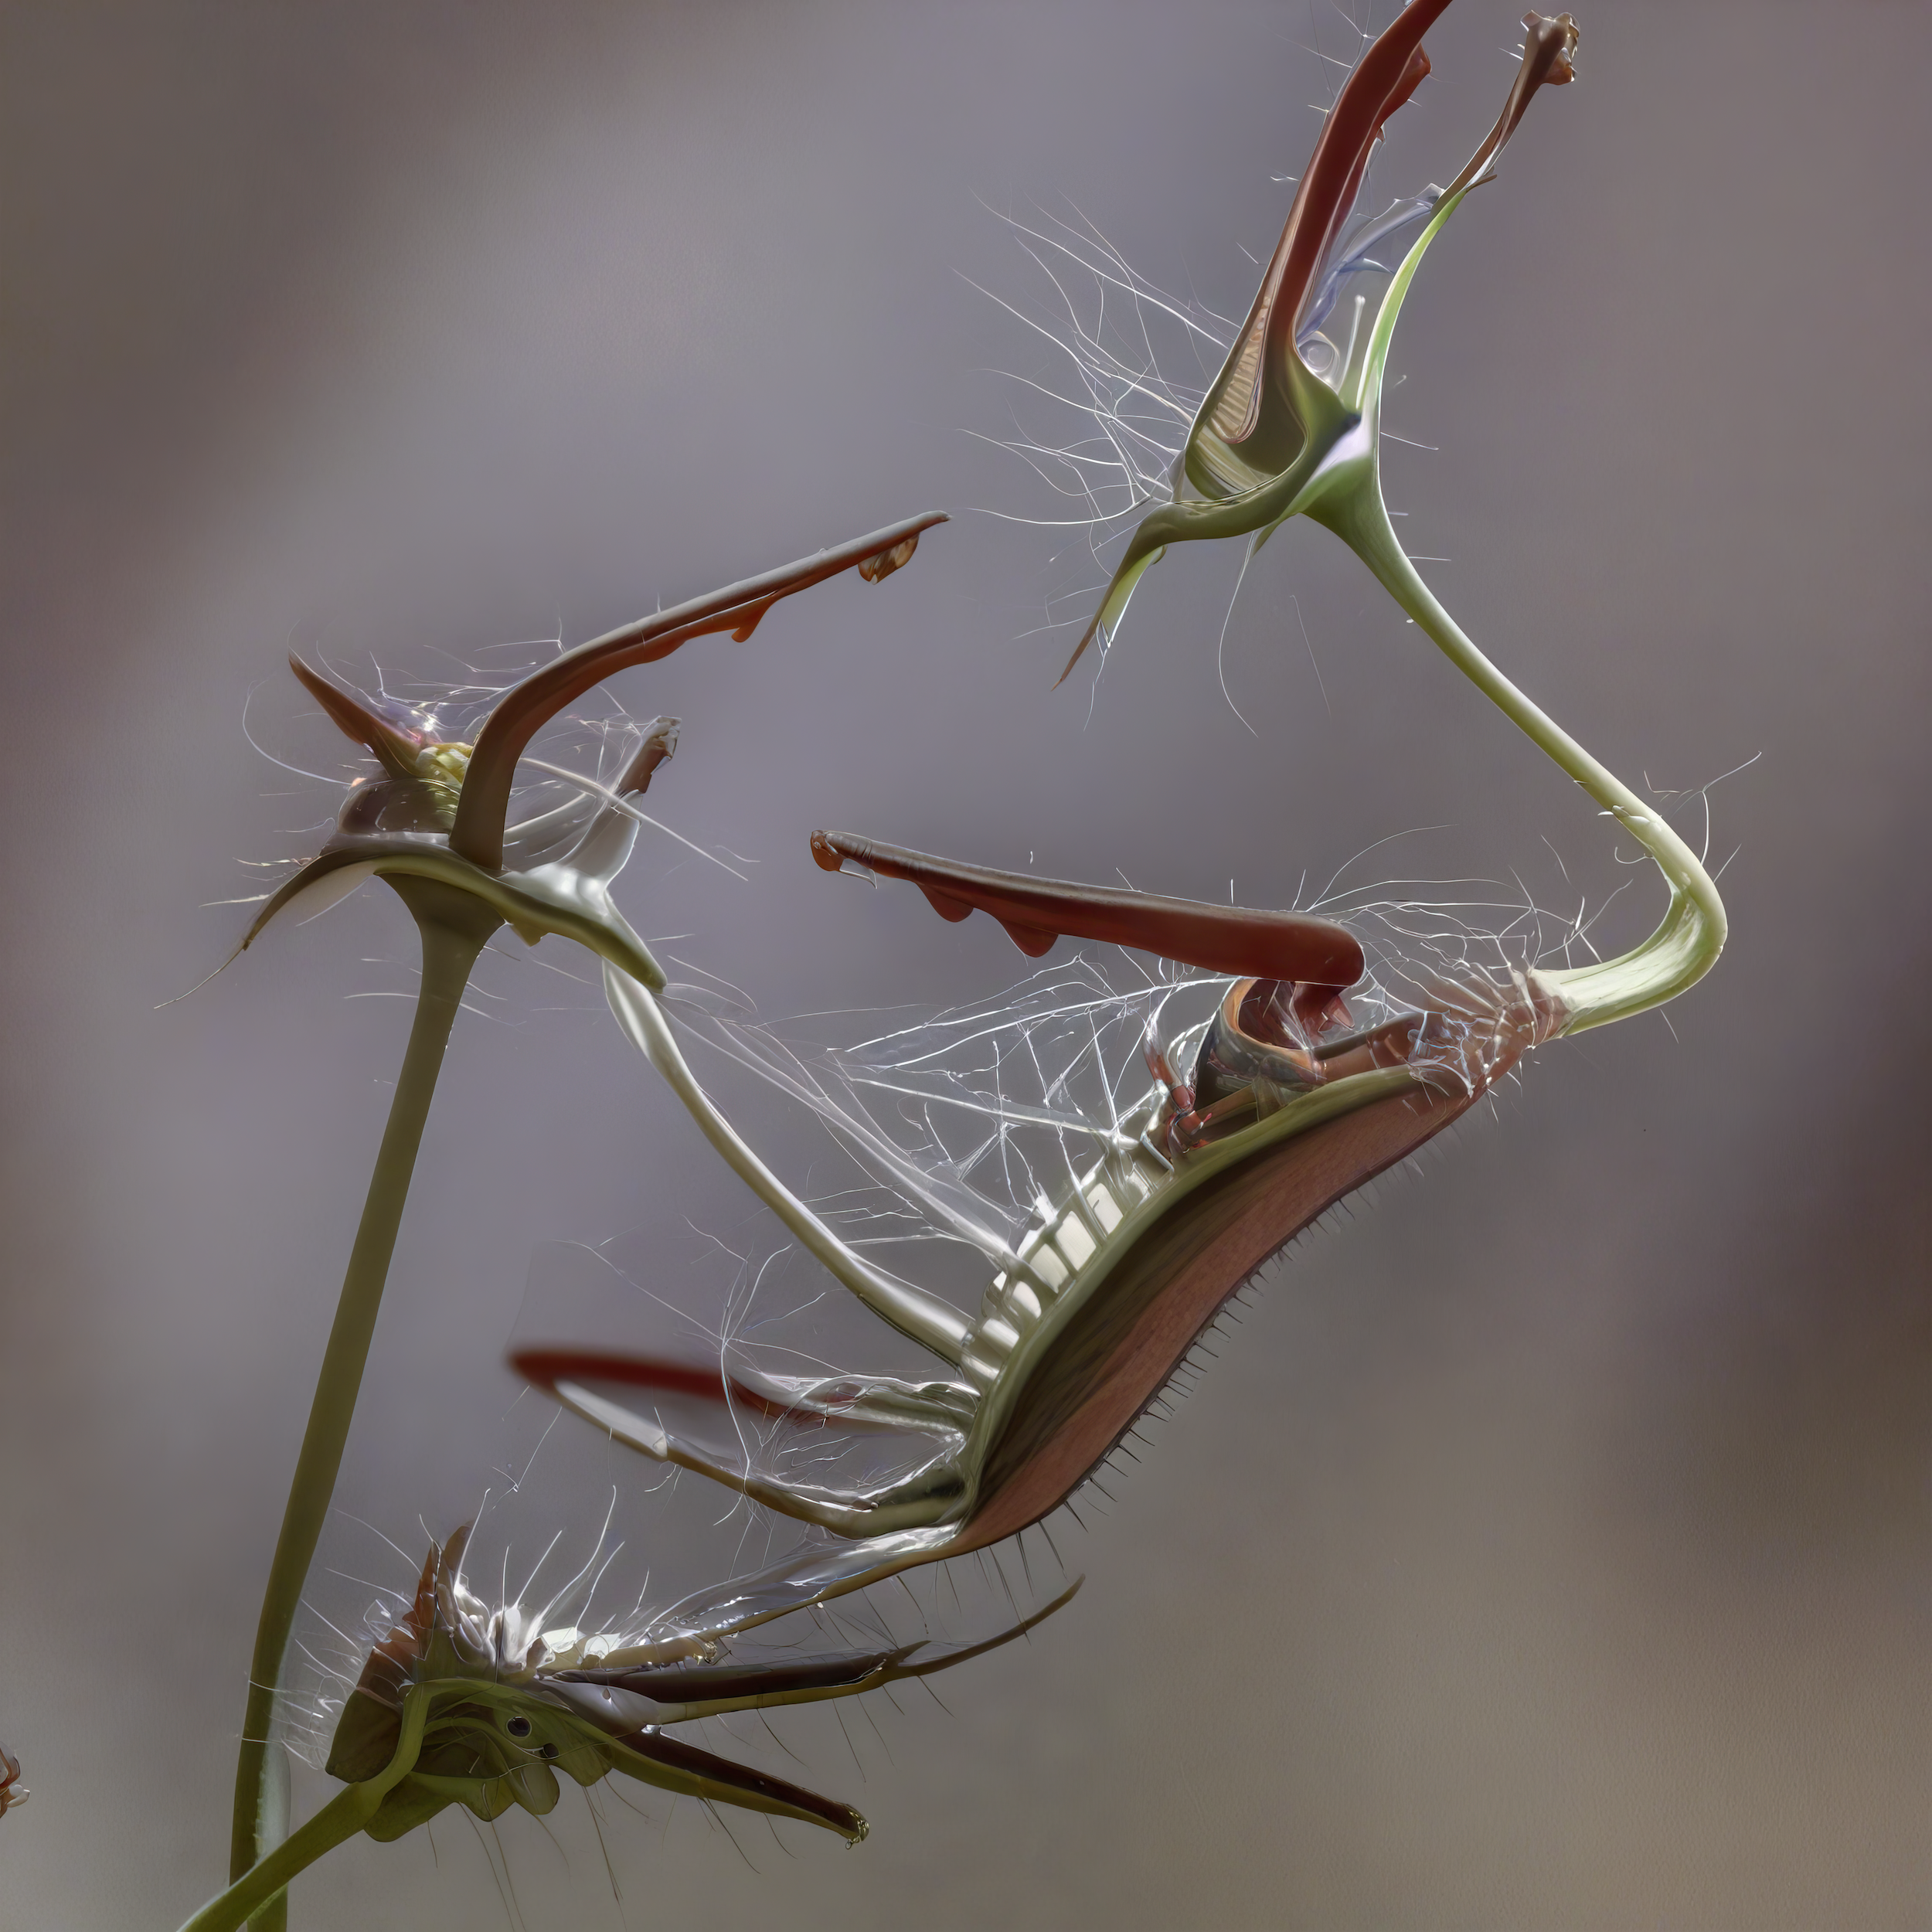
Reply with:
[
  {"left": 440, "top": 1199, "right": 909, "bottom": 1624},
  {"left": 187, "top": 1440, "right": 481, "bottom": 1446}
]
[
  {"left": 321, "top": 1526, "right": 873, "bottom": 1845},
  {"left": 1061, "top": 9, "right": 1578, "bottom": 677},
  {"left": 219, "top": 513, "right": 944, "bottom": 1910},
  {"left": 240, "top": 513, "right": 947, "bottom": 988},
  {"left": 180, "top": 1522, "right": 1074, "bottom": 1931}
]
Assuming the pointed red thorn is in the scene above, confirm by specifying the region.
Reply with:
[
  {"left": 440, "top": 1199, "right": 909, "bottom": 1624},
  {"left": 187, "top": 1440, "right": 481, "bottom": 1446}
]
[
  {"left": 288, "top": 655, "right": 427, "bottom": 782},
  {"left": 450, "top": 512, "right": 948, "bottom": 872}
]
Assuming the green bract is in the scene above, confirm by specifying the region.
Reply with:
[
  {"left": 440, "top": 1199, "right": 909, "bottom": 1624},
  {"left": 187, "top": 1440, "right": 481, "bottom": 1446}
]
[
  {"left": 321, "top": 1526, "right": 869, "bottom": 1847},
  {"left": 182, "top": 1523, "right": 1074, "bottom": 1932},
  {"left": 240, "top": 691, "right": 672, "bottom": 990}
]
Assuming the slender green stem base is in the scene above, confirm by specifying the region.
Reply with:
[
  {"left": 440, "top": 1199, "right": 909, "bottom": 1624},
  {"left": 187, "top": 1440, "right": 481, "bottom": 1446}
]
[
  {"left": 187, "top": 1693, "right": 430, "bottom": 1932},
  {"left": 201, "top": 1791, "right": 373, "bottom": 1932},
  {"left": 227, "top": 883, "right": 500, "bottom": 1926},
  {"left": 1308, "top": 481, "right": 1727, "bottom": 1033},
  {"left": 1301, "top": 160, "right": 1725, "bottom": 1035}
]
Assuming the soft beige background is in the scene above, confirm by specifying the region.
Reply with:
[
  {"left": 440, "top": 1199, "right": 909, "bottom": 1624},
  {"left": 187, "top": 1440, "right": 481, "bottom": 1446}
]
[{"left": 1, "top": 3, "right": 1926, "bottom": 1927}]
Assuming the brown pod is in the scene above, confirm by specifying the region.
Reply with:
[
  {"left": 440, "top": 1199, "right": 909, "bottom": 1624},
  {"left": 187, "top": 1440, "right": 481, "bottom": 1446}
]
[{"left": 954, "top": 1070, "right": 1498, "bottom": 1557}]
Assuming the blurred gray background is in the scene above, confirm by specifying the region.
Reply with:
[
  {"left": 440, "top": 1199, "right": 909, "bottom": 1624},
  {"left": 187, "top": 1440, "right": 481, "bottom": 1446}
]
[{"left": 2, "top": 2, "right": 1926, "bottom": 1926}]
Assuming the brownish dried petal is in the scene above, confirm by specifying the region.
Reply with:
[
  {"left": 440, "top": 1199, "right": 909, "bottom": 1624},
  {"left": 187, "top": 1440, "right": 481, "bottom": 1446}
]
[{"left": 856, "top": 532, "right": 920, "bottom": 583}]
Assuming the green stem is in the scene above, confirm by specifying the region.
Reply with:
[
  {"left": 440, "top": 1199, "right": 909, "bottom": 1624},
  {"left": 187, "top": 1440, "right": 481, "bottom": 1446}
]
[
  {"left": 1309, "top": 160, "right": 1726, "bottom": 1035},
  {"left": 228, "top": 882, "right": 500, "bottom": 1922},
  {"left": 198, "top": 1789, "right": 372, "bottom": 1932},
  {"left": 1310, "top": 479, "right": 1726, "bottom": 1032},
  {"left": 186, "top": 1694, "right": 430, "bottom": 1932}
]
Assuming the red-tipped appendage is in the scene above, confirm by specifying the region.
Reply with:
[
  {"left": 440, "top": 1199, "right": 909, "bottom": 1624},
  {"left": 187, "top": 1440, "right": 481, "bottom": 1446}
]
[
  {"left": 811, "top": 831, "right": 1366, "bottom": 987},
  {"left": 288, "top": 656, "right": 431, "bottom": 782},
  {"left": 1301, "top": 44, "right": 1434, "bottom": 339},
  {"left": 1434, "top": 12, "right": 1578, "bottom": 202},
  {"left": 448, "top": 512, "right": 947, "bottom": 872},
  {"left": 1208, "top": 0, "right": 1453, "bottom": 446},
  {"left": 611, "top": 1728, "right": 866, "bottom": 1839},
  {"left": 510, "top": 1347, "right": 794, "bottom": 1422}
]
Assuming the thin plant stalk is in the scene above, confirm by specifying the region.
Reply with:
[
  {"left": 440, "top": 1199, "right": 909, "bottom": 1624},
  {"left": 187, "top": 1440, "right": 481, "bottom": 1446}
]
[
  {"left": 1304, "top": 164, "right": 1726, "bottom": 1034},
  {"left": 1311, "top": 483, "right": 1726, "bottom": 1031},
  {"left": 190, "top": 1694, "right": 431, "bottom": 1932},
  {"left": 229, "top": 883, "right": 501, "bottom": 1920}
]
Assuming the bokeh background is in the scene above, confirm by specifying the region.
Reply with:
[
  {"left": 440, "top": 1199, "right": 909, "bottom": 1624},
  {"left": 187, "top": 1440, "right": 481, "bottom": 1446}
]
[{"left": 2, "top": 2, "right": 1926, "bottom": 1925}]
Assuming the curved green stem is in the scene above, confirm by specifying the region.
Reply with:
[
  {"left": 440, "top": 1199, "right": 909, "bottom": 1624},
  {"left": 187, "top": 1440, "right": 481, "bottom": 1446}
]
[
  {"left": 228, "top": 883, "right": 500, "bottom": 1922},
  {"left": 1309, "top": 159, "right": 1726, "bottom": 1033},
  {"left": 187, "top": 1693, "right": 430, "bottom": 1932},
  {"left": 601, "top": 967, "right": 973, "bottom": 1364},
  {"left": 1311, "top": 478, "right": 1726, "bottom": 1032}
]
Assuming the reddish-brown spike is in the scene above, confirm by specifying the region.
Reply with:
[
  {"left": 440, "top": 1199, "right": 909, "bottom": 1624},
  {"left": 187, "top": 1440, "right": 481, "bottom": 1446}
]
[
  {"left": 448, "top": 511, "right": 947, "bottom": 872},
  {"left": 1268, "top": 5, "right": 1450, "bottom": 330},
  {"left": 288, "top": 656, "right": 426, "bottom": 782},
  {"left": 812, "top": 831, "right": 1366, "bottom": 987},
  {"left": 1202, "top": 0, "right": 1454, "bottom": 450},
  {"left": 324, "top": 1533, "right": 453, "bottom": 1782},
  {"left": 509, "top": 1347, "right": 794, "bottom": 1421},
  {"left": 1302, "top": 44, "right": 1434, "bottom": 338},
  {"left": 614, "top": 1727, "right": 866, "bottom": 1840},
  {"left": 570, "top": 1648, "right": 900, "bottom": 1703}
]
